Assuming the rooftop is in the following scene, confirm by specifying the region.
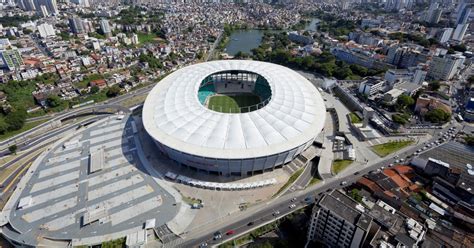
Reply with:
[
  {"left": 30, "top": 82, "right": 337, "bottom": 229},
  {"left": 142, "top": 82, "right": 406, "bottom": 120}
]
[
  {"left": 142, "top": 60, "right": 326, "bottom": 159},
  {"left": 319, "top": 190, "right": 372, "bottom": 231}
]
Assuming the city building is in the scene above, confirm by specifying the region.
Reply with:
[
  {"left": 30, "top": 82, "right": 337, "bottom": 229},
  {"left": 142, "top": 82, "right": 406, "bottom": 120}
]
[
  {"left": 37, "top": 23, "right": 56, "bottom": 38},
  {"left": 99, "top": 19, "right": 112, "bottom": 38},
  {"left": 428, "top": 54, "right": 465, "bottom": 81},
  {"left": 384, "top": 69, "right": 413, "bottom": 85},
  {"left": 414, "top": 94, "right": 452, "bottom": 115},
  {"left": 69, "top": 17, "right": 85, "bottom": 34},
  {"left": 358, "top": 77, "right": 385, "bottom": 96},
  {"left": 451, "top": 23, "right": 469, "bottom": 42},
  {"left": 456, "top": 4, "right": 471, "bottom": 25},
  {"left": 0, "top": 49, "right": 24, "bottom": 71},
  {"left": 32, "top": 0, "right": 59, "bottom": 16},
  {"left": 307, "top": 190, "right": 373, "bottom": 248},
  {"left": 426, "top": 2, "right": 442, "bottom": 24},
  {"left": 411, "top": 142, "right": 474, "bottom": 225},
  {"left": 288, "top": 31, "right": 314, "bottom": 45},
  {"left": 386, "top": 45, "right": 429, "bottom": 69},
  {"left": 437, "top": 28, "right": 454, "bottom": 43},
  {"left": 330, "top": 47, "right": 394, "bottom": 70},
  {"left": 142, "top": 60, "right": 325, "bottom": 176},
  {"left": 464, "top": 97, "right": 474, "bottom": 122}
]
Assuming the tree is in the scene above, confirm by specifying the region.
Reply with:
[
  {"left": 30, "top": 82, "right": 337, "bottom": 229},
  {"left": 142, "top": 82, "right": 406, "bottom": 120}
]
[
  {"left": 425, "top": 108, "right": 450, "bottom": 123},
  {"left": 47, "top": 95, "right": 63, "bottom": 108},
  {"left": 392, "top": 114, "right": 409, "bottom": 125},
  {"left": 350, "top": 189, "right": 363, "bottom": 203},
  {"left": 396, "top": 95, "right": 415, "bottom": 109},
  {"left": 106, "top": 85, "right": 121, "bottom": 97},
  {"left": 90, "top": 85, "right": 100, "bottom": 94},
  {"left": 0, "top": 118, "right": 8, "bottom": 134},
  {"left": 234, "top": 51, "right": 250, "bottom": 59},
  {"left": 429, "top": 81, "right": 441, "bottom": 91},
  {"left": 4, "top": 109, "right": 27, "bottom": 131},
  {"left": 9, "top": 145, "right": 17, "bottom": 154}
]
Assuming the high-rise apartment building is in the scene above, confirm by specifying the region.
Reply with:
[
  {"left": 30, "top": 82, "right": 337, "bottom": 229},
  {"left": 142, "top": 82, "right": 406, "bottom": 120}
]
[
  {"left": 307, "top": 190, "right": 373, "bottom": 248},
  {"left": 69, "top": 17, "right": 85, "bottom": 34},
  {"left": 428, "top": 54, "right": 465, "bottom": 81}
]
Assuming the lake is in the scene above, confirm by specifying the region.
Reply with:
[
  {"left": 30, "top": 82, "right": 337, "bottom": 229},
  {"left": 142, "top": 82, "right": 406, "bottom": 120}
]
[
  {"left": 225, "top": 29, "right": 265, "bottom": 56},
  {"left": 224, "top": 18, "right": 320, "bottom": 56}
]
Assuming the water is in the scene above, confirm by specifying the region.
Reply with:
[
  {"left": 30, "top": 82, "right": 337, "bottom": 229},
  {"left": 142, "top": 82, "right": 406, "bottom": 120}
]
[
  {"left": 305, "top": 18, "right": 321, "bottom": 32},
  {"left": 225, "top": 29, "right": 265, "bottom": 56},
  {"left": 224, "top": 18, "right": 320, "bottom": 56}
]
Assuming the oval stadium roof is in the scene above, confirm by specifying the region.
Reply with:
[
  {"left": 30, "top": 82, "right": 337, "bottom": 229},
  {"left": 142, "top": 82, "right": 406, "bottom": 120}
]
[{"left": 142, "top": 60, "right": 326, "bottom": 159}]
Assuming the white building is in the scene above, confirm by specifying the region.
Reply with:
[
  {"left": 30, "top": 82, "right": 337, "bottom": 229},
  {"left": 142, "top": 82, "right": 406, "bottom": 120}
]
[
  {"left": 428, "top": 54, "right": 465, "bottom": 81},
  {"left": 438, "top": 28, "right": 453, "bottom": 43},
  {"left": 452, "top": 23, "right": 469, "bottom": 41},
  {"left": 131, "top": 33, "right": 139, "bottom": 45},
  {"left": 37, "top": 23, "right": 56, "bottom": 38},
  {"left": 99, "top": 19, "right": 111, "bottom": 37},
  {"left": 358, "top": 78, "right": 385, "bottom": 96},
  {"left": 142, "top": 60, "right": 326, "bottom": 176}
]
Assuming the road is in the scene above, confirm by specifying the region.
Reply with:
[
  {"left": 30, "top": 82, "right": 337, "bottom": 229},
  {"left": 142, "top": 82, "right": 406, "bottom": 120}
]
[
  {"left": 206, "top": 31, "right": 223, "bottom": 61},
  {"left": 0, "top": 116, "right": 106, "bottom": 169},
  {"left": 177, "top": 120, "right": 462, "bottom": 248}
]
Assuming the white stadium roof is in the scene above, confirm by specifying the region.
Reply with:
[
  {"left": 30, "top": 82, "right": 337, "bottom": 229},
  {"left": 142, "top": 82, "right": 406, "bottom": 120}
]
[{"left": 142, "top": 60, "right": 326, "bottom": 159}]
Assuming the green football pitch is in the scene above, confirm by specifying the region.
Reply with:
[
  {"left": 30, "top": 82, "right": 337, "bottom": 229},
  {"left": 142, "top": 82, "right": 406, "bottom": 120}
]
[{"left": 207, "top": 94, "right": 261, "bottom": 113}]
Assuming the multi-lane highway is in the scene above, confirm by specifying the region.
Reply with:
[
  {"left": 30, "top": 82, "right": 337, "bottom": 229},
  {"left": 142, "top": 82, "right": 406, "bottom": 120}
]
[
  {"left": 177, "top": 121, "right": 462, "bottom": 248},
  {"left": 0, "top": 83, "right": 151, "bottom": 150}
]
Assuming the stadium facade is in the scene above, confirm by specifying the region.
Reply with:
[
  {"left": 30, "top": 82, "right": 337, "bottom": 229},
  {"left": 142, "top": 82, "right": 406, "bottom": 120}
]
[{"left": 142, "top": 60, "right": 326, "bottom": 176}]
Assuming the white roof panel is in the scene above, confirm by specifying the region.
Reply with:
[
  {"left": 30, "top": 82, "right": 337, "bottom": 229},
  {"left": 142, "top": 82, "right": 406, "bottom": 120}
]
[{"left": 142, "top": 60, "right": 325, "bottom": 159}]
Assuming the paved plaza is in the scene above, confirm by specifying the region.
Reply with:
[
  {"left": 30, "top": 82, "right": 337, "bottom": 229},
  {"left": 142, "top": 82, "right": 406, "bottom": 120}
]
[{"left": 2, "top": 116, "right": 179, "bottom": 246}]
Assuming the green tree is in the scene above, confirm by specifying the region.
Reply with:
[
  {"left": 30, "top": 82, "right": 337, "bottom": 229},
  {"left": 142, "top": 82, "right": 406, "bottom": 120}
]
[
  {"left": 9, "top": 145, "right": 17, "bottom": 154},
  {"left": 429, "top": 81, "right": 441, "bottom": 91},
  {"left": 5, "top": 109, "right": 27, "bottom": 131},
  {"left": 392, "top": 114, "right": 409, "bottom": 124},
  {"left": 350, "top": 189, "right": 363, "bottom": 203},
  {"left": 0, "top": 117, "right": 8, "bottom": 134},
  {"left": 106, "top": 85, "right": 121, "bottom": 97},
  {"left": 396, "top": 95, "right": 415, "bottom": 109},
  {"left": 47, "top": 95, "right": 63, "bottom": 108},
  {"left": 425, "top": 108, "right": 450, "bottom": 123},
  {"left": 90, "top": 85, "right": 100, "bottom": 94}
]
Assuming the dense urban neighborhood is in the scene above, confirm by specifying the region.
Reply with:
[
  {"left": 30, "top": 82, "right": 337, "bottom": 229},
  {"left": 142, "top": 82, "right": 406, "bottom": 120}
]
[{"left": 0, "top": 0, "right": 473, "bottom": 248}]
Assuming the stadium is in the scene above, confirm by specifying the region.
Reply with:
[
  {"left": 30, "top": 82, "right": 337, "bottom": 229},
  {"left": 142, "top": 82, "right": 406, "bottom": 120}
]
[{"left": 142, "top": 60, "right": 326, "bottom": 176}]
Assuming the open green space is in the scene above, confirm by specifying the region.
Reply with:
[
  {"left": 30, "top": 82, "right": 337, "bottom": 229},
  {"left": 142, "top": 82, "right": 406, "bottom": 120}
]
[
  {"left": 348, "top": 112, "right": 362, "bottom": 124},
  {"left": 137, "top": 32, "right": 159, "bottom": 44},
  {"left": 371, "top": 140, "right": 414, "bottom": 157},
  {"left": 207, "top": 94, "right": 261, "bottom": 113},
  {"left": 0, "top": 119, "right": 47, "bottom": 142},
  {"left": 332, "top": 160, "right": 353, "bottom": 174}
]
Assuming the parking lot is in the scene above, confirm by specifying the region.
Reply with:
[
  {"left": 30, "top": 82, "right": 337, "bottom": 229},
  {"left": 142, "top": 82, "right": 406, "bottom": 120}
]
[{"left": 4, "top": 116, "right": 179, "bottom": 246}]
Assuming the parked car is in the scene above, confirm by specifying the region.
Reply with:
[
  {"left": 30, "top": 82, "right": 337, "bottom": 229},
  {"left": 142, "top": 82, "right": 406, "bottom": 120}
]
[
  {"left": 289, "top": 204, "right": 296, "bottom": 209},
  {"left": 226, "top": 230, "right": 235, "bottom": 235}
]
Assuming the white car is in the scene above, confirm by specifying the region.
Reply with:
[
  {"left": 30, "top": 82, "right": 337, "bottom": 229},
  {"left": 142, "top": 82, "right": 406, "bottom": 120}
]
[
  {"left": 341, "top": 181, "right": 347, "bottom": 186},
  {"left": 289, "top": 204, "right": 296, "bottom": 209}
]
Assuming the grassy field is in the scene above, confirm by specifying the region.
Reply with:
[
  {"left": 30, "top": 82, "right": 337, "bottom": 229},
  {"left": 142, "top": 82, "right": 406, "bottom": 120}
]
[
  {"left": 137, "top": 32, "right": 159, "bottom": 44},
  {"left": 207, "top": 94, "right": 261, "bottom": 113},
  {"left": 348, "top": 112, "right": 362, "bottom": 123},
  {"left": 371, "top": 140, "right": 414, "bottom": 157},
  {"left": 0, "top": 120, "right": 47, "bottom": 142},
  {"left": 332, "top": 160, "right": 353, "bottom": 174}
]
